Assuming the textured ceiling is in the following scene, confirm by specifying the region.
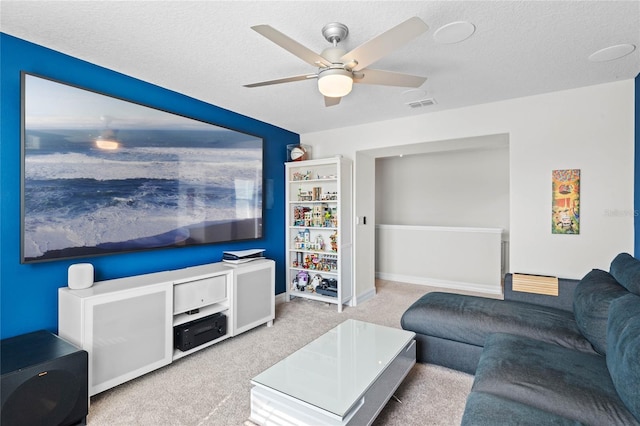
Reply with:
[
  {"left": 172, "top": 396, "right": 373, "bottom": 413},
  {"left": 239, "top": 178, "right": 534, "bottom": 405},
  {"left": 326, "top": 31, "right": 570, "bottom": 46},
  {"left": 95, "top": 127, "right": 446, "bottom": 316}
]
[{"left": 2, "top": 1, "right": 639, "bottom": 135}]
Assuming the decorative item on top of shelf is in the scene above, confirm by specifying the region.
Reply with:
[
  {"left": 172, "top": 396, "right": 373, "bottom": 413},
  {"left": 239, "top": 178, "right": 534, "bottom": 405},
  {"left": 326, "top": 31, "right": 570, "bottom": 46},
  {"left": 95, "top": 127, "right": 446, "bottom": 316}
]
[
  {"left": 293, "top": 229, "right": 309, "bottom": 250},
  {"left": 312, "top": 187, "right": 321, "bottom": 200},
  {"left": 316, "top": 278, "right": 338, "bottom": 297},
  {"left": 330, "top": 231, "right": 338, "bottom": 252},
  {"left": 321, "top": 192, "right": 338, "bottom": 201},
  {"left": 293, "top": 206, "right": 310, "bottom": 226},
  {"left": 307, "top": 253, "right": 320, "bottom": 269},
  {"left": 312, "top": 204, "right": 324, "bottom": 226},
  {"left": 292, "top": 270, "right": 310, "bottom": 291},
  {"left": 310, "top": 274, "right": 323, "bottom": 291},
  {"left": 318, "top": 173, "right": 338, "bottom": 179},
  {"left": 297, "top": 188, "right": 313, "bottom": 201},
  {"left": 68, "top": 263, "right": 94, "bottom": 290},
  {"left": 314, "top": 234, "right": 325, "bottom": 251},
  {"left": 329, "top": 207, "right": 338, "bottom": 227},
  {"left": 292, "top": 170, "right": 312, "bottom": 181},
  {"left": 287, "top": 144, "right": 311, "bottom": 162},
  {"left": 293, "top": 231, "right": 326, "bottom": 251}
]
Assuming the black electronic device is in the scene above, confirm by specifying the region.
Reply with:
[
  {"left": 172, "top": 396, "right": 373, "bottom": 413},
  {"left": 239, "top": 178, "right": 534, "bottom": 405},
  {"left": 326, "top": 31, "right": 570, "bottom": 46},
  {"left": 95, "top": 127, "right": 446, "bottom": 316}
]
[
  {"left": 316, "top": 278, "right": 338, "bottom": 297},
  {"left": 174, "top": 312, "right": 227, "bottom": 352},
  {"left": 316, "top": 287, "right": 338, "bottom": 297},
  {"left": 1, "top": 330, "right": 88, "bottom": 426}
]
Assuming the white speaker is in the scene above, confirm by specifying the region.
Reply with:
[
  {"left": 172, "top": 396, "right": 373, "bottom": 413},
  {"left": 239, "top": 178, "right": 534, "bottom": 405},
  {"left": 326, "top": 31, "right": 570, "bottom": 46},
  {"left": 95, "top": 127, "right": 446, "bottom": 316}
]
[{"left": 68, "top": 264, "right": 94, "bottom": 290}]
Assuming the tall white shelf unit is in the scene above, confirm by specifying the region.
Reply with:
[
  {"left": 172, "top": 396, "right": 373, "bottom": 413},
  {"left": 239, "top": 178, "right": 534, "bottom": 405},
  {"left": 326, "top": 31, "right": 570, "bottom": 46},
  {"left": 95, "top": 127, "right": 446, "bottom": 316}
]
[
  {"left": 58, "top": 259, "right": 274, "bottom": 396},
  {"left": 285, "top": 157, "right": 353, "bottom": 312}
]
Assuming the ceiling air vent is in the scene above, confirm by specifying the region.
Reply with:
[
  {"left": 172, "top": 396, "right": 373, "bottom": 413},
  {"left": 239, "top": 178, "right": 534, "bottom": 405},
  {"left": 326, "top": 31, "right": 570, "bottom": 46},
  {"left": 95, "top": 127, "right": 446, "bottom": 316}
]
[{"left": 407, "top": 98, "right": 437, "bottom": 108}]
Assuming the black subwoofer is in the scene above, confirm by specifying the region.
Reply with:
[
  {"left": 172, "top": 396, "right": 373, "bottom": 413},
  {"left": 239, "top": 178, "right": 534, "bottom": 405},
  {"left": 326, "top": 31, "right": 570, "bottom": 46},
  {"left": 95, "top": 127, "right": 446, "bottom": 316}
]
[{"left": 1, "top": 330, "right": 88, "bottom": 426}]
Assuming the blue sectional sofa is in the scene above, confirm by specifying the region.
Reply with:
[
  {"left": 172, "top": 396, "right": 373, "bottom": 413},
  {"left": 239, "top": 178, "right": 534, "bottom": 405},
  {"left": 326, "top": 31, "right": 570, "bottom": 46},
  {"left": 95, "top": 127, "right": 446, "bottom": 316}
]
[{"left": 401, "top": 253, "right": 640, "bottom": 425}]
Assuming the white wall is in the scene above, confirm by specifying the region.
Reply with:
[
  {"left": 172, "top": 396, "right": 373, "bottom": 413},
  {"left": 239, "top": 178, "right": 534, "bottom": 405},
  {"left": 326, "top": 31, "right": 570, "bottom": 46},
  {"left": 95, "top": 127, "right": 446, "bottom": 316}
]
[
  {"left": 353, "top": 151, "right": 377, "bottom": 302},
  {"left": 302, "top": 80, "right": 635, "bottom": 294},
  {"left": 376, "top": 225, "right": 504, "bottom": 294},
  {"left": 375, "top": 144, "right": 510, "bottom": 229}
]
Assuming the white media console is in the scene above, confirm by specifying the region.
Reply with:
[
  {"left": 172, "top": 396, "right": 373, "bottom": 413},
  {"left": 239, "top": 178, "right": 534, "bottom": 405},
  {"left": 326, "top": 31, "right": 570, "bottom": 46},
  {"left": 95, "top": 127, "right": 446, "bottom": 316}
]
[{"left": 58, "top": 259, "right": 275, "bottom": 396}]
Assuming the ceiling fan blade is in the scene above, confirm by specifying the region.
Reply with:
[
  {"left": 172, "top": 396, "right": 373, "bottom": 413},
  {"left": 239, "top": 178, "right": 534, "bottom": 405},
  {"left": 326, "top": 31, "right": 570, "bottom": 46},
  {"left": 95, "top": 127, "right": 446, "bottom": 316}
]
[
  {"left": 341, "top": 17, "right": 428, "bottom": 71},
  {"left": 354, "top": 69, "right": 426, "bottom": 87},
  {"left": 244, "top": 73, "right": 317, "bottom": 88},
  {"left": 251, "top": 24, "right": 332, "bottom": 68},
  {"left": 324, "top": 96, "right": 341, "bottom": 107}
]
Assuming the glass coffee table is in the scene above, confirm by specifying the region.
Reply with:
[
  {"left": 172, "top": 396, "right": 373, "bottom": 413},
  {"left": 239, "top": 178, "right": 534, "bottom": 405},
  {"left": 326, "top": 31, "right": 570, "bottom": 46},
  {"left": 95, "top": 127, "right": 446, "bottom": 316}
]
[{"left": 250, "top": 319, "right": 416, "bottom": 425}]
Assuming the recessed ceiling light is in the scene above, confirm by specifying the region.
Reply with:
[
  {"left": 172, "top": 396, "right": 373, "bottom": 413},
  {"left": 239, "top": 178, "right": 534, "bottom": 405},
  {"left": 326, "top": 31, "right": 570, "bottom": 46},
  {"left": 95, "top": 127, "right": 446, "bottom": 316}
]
[
  {"left": 588, "top": 44, "right": 636, "bottom": 62},
  {"left": 433, "top": 21, "right": 476, "bottom": 44},
  {"left": 401, "top": 88, "right": 427, "bottom": 103}
]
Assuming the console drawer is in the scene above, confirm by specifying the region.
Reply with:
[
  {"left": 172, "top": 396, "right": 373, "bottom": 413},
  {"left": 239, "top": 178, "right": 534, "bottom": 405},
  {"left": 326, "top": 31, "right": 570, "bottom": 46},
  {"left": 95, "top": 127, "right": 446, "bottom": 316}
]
[{"left": 174, "top": 275, "right": 226, "bottom": 314}]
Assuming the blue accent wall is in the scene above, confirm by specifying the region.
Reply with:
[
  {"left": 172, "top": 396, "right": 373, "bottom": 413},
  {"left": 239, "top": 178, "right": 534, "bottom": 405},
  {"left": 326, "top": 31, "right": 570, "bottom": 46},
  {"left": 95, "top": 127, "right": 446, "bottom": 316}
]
[
  {"left": 636, "top": 72, "right": 639, "bottom": 257},
  {"left": 0, "top": 33, "right": 299, "bottom": 339}
]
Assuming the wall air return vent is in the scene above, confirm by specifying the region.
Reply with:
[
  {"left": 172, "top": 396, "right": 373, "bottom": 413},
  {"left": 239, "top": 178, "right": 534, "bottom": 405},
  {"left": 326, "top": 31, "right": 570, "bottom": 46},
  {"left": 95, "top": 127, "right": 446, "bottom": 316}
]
[{"left": 407, "top": 98, "right": 437, "bottom": 108}]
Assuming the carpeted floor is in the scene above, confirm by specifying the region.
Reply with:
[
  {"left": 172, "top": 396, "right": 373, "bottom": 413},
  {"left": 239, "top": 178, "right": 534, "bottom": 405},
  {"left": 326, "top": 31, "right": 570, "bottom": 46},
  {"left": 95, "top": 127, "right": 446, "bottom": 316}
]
[{"left": 87, "top": 280, "right": 474, "bottom": 425}]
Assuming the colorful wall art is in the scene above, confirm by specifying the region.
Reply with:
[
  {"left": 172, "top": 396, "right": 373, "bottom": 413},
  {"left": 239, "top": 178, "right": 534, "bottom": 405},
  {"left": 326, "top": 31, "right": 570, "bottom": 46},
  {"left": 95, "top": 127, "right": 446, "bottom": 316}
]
[{"left": 552, "top": 169, "right": 580, "bottom": 234}]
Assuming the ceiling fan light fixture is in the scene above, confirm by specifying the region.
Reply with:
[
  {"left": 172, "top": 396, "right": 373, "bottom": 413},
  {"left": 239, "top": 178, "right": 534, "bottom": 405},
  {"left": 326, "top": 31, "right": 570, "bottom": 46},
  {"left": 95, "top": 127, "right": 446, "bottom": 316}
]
[{"left": 317, "top": 68, "right": 353, "bottom": 98}]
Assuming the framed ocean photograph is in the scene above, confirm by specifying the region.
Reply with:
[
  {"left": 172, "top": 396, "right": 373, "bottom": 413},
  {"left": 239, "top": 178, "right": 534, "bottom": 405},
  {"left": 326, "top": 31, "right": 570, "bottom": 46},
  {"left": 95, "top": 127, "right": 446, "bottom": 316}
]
[{"left": 21, "top": 72, "right": 263, "bottom": 263}]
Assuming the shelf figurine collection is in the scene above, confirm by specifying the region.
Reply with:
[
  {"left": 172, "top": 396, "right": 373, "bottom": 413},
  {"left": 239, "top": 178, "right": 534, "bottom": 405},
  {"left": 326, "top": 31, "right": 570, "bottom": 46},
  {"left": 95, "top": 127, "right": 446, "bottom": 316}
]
[
  {"left": 292, "top": 170, "right": 337, "bottom": 181},
  {"left": 297, "top": 187, "right": 338, "bottom": 202},
  {"left": 293, "top": 204, "right": 337, "bottom": 228},
  {"left": 291, "top": 270, "right": 338, "bottom": 297},
  {"left": 292, "top": 252, "right": 338, "bottom": 271},
  {"left": 293, "top": 229, "right": 338, "bottom": 253}
]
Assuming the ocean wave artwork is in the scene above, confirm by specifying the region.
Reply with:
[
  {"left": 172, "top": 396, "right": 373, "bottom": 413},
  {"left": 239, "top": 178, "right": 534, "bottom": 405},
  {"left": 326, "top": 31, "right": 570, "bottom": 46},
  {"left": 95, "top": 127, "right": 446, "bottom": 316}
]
[{"left": 21, "top": 73, "right": 263, "bottom": 263}]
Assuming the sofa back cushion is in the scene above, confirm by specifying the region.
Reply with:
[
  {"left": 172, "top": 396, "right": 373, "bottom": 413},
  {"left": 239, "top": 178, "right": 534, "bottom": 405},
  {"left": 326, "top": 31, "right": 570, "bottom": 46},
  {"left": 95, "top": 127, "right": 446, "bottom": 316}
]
[
  {"left": 607, "top": 293, "right": 640, "bottom": 422},
  {"left": 609, "top": 252, "right": 640, "bottom": 295},
  {"left": 573, "top": 269, "right": 628, "bottom": 355}
]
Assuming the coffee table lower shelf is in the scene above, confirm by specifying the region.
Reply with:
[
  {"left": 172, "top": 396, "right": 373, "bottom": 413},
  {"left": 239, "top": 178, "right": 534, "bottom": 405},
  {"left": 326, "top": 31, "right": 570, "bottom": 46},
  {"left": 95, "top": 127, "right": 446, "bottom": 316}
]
[{"left": 250, "top": 336, "right": 415, "bottom": 425}]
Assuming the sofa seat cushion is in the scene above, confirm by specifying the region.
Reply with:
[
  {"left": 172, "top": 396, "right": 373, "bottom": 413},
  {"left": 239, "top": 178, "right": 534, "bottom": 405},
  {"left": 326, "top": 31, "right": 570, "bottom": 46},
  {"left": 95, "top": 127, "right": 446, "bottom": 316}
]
[
  {"left": 609, "top": 253, "right": 640, "bottom": 295},
  {"left": 472, "top": 333, "right": 639, "bottom": 426},
  {"left": 461, "top": 392, "right": 583, "bottom": 426},
  {"left": 401, "top": 292, "right": 595, "bottom": 354},
  {"left": 573, "top": 269, "right": 629, "bottom": 355},
  {"left": 412, "top": 334, "right": 484, "bottom": 374},
  {"left": 607, "top": 294, "right": 640, "bottom": 422}
]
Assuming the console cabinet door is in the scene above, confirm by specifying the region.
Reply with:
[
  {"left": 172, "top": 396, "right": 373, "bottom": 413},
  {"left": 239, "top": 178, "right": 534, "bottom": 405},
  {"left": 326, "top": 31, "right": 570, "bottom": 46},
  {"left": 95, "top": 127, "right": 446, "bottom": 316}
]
[
  {"left": 82, "top": 284, "right": 172, "bottom": 395},
  {"left": 233, "top": 260, "right": 275, "bottom": 336}
]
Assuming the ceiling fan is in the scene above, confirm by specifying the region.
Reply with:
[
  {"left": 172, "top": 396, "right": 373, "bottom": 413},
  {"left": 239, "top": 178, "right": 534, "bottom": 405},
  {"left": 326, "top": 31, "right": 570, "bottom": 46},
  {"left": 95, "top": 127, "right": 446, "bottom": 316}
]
[{"left": 244, "top": 17, "right": 429, "bottom": 107}]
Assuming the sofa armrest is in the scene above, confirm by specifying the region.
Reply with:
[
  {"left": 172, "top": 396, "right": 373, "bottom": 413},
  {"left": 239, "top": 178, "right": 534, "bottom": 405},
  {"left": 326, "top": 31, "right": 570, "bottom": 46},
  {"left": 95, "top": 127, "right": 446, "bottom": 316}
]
[{"left": 504, "top": 273, "right": 579, "bottom": 313}]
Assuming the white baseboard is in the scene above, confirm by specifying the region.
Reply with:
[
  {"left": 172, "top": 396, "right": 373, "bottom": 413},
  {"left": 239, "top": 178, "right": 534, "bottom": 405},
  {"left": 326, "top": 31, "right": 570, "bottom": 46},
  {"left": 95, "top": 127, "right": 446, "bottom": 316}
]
[
  {"left": 275, "top": 293, "right": 287, "bottom": 305},
  {"left": 355, "top": 288, "right": 376, "bottom": 305},
  {"left": 376, "top": 272, "right": 502, "bottom": 296}
]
